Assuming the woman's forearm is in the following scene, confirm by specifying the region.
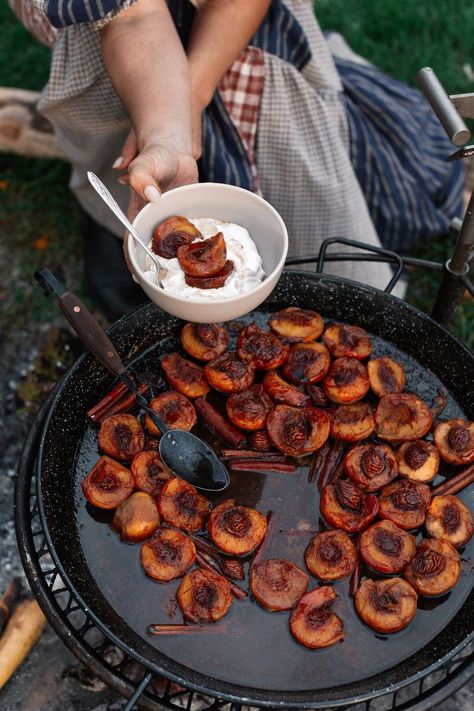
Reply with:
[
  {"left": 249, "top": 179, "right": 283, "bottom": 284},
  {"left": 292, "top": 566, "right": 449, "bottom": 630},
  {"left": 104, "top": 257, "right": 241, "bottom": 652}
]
[
  {"left": 187, "top": 0, "right": 272, "bottom": 108},
  {"left": 100, "top": 0, "right": 192, "bottom": 153}
]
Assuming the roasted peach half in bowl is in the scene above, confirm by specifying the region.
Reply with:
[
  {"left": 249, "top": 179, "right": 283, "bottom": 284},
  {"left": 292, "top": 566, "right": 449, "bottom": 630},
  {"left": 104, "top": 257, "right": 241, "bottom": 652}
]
[{"left": 126, "top": 183, "right": 288, "bottom": 322}]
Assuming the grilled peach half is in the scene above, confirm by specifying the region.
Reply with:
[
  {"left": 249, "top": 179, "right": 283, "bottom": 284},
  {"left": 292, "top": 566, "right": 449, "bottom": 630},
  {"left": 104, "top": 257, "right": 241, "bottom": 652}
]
[
  {"left": 289, "top": 586, "right": 344, "bottom": 649},
  {"left": 344, "top": 443, "right": 397, "bottom": 492},
  {"left": 152, "top": 216, "right": 201, "bottom": 259},
  {"left": 282, "top": 343, "right": 331, "bottom": 385},
  {"left": 161, "top": 353, "right": 210, "bottom": 399},
  {"left": 304, "top": 530, "right": 357, "bottom": 581},
  {"left": 323, "top": 357, "right": 370, "bottom": 404},
  {"left": 396, "top": 440, "right": 440, "bottom": 483},
  {"left": 82, "top": 456, "right": 134, "bottom": 510},
  {"left": 144, "top": 391, "right": 197, "bottom": 436},
  {"left": 204, "top": 352, "right": 255, "bottom": 394},
  {"left": 141, "top": 528, "right": 196, "bottom": 581},
  {"left": 177, "top": 569, "right": 232, "bottom": 623},
  {"left": 266, "top": 404, "right": 330, "bottom": 457},
  {"left": 433, "top": 419, "right": 474, "bottom": 466},
  {"left": 98, "top": 414, "right": 145, "bottom": 461},
  {"left": 184, "top": 260, "right": 234, "bottom": 289},
  {"left": 355, "top": 578, "right": 417, "bottom": 633},
  {"left": 177, "top": 232, "right": 226, "bottom": 277},
  {"left": 367, "top": 356, "right": 405, "bottom": 397},
  {"left": 404, "top": 539, "right": 461, "bottom": 596},
  {"left": 374, "top": 394, "right": 432, "bottom": 442},
  {"left": 250, "top": 559, "right": 309, "bottom": 611},
  {"left": 263, "top": 370, "right": 311, "bottom": 408},
  {"left": 158, "top": 478, "right": 211, "bottom": 532},
  {"left": 426, "top": 495, "right": 474, "bottom": 548},
  {"left": 269, "top": 307, "right": 324, "bottom": 342},
  {"left": 112, "top": 492, "right": 160, "bottom": 543},
  {"left": 378, "top": 480, "right": 431, "bottom": 530},
  {"left": 208, "top": 499, "right": 267, "bottom": 556},
  {"left": 329, "top": 403, "right": 375, "bottom": 441},
  {"left": 320, "top": 480, "right": 378, "bottom": 533},
  {"left": 226, "top": 384, "right": 273, "bottom": 431},
  {"left": 180, "top": 322, "right": 229, "bottom": 361},
  {"left": 323, "top": 323, "right": 372, "bottom": 359},
  {"left": 131, "top": 451, "right": 173, "bottom": 496},
  {"left": 359, "top": 520, "right": 416, "bottom": 575},
  {"left": 237, "top": 323, "right": 289, "bottom": 371}
]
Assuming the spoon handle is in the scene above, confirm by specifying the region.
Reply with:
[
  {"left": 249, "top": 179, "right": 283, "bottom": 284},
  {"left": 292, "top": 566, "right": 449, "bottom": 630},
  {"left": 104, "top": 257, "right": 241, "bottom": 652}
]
[{"left": 87, "top": 171, "right": 159, "bottom": 270}]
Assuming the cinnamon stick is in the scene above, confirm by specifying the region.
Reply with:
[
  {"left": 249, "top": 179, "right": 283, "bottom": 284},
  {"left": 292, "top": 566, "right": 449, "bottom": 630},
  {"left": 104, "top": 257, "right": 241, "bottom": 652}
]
[
  {"left": 318, "top": 441, "right": 345, "bottom": 491},
  {"left": 430, "top": 463, "right": 474, "bottom": 498},
  {"left": 87, "top": 381, "right": 128, "bottom": 420},
  {"left": 349, "top": 535, "right": 362, "bottom": 597},
  {"left": 147, "top": 624, "right": 226, "bottom": 636},
  {"left": 252, "top": 512, "right": 276, "bottom": 565},
  {"left": 220, "top": 449, "right": 286, "bottom": 462},
  {"left": 228, "top": 460, "right": 296, "bottom": 474},
  {"left": 196, "top": 552, "right": 247, "bottom": 600},
  {"left": 87, "top": 382, "right": 148, "bottom": 423},
  {"left": 308, "top": 442, "right": 330, "bottom": 483},
  {"left": 194, "top": 398, "right": 246, "bottom": 448}
]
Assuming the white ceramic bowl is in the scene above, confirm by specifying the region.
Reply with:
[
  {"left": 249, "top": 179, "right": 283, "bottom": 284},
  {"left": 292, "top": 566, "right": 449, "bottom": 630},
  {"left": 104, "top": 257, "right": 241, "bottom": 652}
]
[{"left": 126, "top": 183, "right": 288, "bottom": 322}]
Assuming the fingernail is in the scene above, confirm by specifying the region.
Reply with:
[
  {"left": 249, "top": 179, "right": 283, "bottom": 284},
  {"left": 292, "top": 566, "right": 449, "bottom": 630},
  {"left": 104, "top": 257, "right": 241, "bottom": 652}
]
[
  {"left": 144, "top": 185, "right": 161, "bottom": 202},
  {"left": 112, "top": 156, "right": 124, "bottom": 169},
  {"left": 118, "top": 175, "right": 129, "bottom": 185}
]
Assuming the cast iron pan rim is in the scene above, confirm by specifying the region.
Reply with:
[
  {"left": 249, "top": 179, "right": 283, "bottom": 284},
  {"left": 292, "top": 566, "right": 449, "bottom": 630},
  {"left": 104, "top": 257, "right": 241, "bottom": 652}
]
[{"left": 36, "top": 271, "right": 474, "bottom": 707}]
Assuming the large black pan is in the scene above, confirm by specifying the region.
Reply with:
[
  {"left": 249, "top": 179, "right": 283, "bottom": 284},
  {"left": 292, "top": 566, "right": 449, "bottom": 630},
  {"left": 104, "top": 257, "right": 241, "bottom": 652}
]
[{"left": 37, "top": 271, "right": 474, "bottom": 708}]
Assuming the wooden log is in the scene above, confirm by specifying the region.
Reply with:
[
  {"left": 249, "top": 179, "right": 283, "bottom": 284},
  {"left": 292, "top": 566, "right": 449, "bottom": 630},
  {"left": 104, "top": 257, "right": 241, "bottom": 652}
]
[
  {"left": 0, "top": 87, "right": 64, "bottom": 159},
  {"left": 0, "top": 598, "right": 46, "bottom": 689}
]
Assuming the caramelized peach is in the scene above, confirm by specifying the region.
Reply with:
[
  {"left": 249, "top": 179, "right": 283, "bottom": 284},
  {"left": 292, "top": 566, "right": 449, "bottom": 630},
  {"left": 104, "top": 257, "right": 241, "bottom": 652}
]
[
  {"left": 269, "top": 307, "right": 324, "bottom": 342},
  {"left": 204, "top": 352, "right": 255, "bottom": 394},
  {"left": 177, "top": 232, "right": 226, "bottom": 277},
  {"left": 144, "top": 391, "right": 197, "bottom": 436},
  {"left": 375, "top": 394, "right": 432, "bottom": 442},
  {"left": 98, "top": 414, "right": 145, "bottom": 460},
  {"left": 304, "top": 531, "right": 357, "bottom": 580},
  {"left": 161, "top": 353, "right": 210, "bottom": 399},
  {"left": 152, "top": 216, "right": 201, "bottom": 259},
  {"left": 379, "top": 480, "right": 431, "bottom": 530},
  {"left": 81, "top": 456, "right": 134, "bottom": 509},
  {"left": 180, "top": 323, "right": 229, "bottom": 361},
  {"left": 396, "top": 440, "right": 440, "bottom": 483},
  {"left": 141, "top": 528, "right": 196, "bottom": 581},
  {"left": 112, "top": 492, "right": 160, "bottom": 542},
  {"left": 329, "top": 403, "right": 375, "bottom": 441},
  {"left": 367, "top": 356, "right": 405, "bottom": 397},
  {"left": 289, "top": 586, "right": 344, "bottom": 649},
  {"left": 249, "top": 429, "right": 273, "bottom": 452},
  {"left": 344, "top": 443, "right": 397, "bottom": 492},
  {"left": 131, "top": 451, "right": 173, "bottom": 495},
  {"left": 281, "top": 343, "right": 331, "bottom": 384},
  {"left": 426, "top": 495, "right": 474, "bottom": 548},
  {"left": 184, "top": 260, "right": 234, "bottom": 289},
  {"left": 323, "top": 323, "right": 372, "bottom": 359},
  {"left": 177, "top": 569, "right": 232, "bottom": 623},
  {"left": 359, "top": 520, "right": 416, "bottom": 574},
  {"left": 208, "top": 499, "right": 267, "bottom": 556},
  {"left": 250, "top": 559, "right": 309, "bottom": 611},
  {"left": 433, "top": 419, "right": 474, "bottom": 465},
  {"left": 320, "top": 480, "right": 378, "bottom": 533},
  {"left": 262, "top": 371, "right": 311, "bottom": 407},
  {"left": 237, "top": 323, "right": 289, "bottom": 371},
  {"left": 266, "top": 404, "right": 330, "bottom": 457},
  {"left": 158, "top": 478, "right": 211, "bottom": 532},
  {"left": 226, "top": 384, "right": 273, "bottom": 431},
  {"left": 323, "top": 358, "right": 369, "bottom": 404},
  {"left": 355, "top": 578, "right": 417, "bottom": 633},
  {"left": 404, "top": 539, "right": 461, "bottom": 596}
]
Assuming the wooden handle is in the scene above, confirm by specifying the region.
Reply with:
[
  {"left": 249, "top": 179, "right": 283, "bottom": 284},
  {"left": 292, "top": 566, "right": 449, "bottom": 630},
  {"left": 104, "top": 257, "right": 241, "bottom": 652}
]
[{"left": 58, "top": 292, "right": 126, "bottom": 377}]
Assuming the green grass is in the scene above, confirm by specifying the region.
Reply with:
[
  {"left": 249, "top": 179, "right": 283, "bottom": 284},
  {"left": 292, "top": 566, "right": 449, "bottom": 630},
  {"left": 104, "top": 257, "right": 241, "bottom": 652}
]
[{"left": 1, "top": 0, "right": 473, "bottom": 346}]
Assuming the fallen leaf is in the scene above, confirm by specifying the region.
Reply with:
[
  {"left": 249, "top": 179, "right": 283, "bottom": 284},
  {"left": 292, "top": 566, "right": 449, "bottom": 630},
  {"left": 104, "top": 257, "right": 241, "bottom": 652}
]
[{"left": 33, "top": 235, "right": 50, "bottom": 250}]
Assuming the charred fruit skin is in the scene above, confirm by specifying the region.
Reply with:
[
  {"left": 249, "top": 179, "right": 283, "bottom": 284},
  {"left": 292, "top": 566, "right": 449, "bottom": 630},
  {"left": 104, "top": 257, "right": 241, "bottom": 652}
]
[
  {"left": 304, "top": 530, "right": 357, "bottom": 580},
  {"left": 144, "top": 391, "right": 197, "bottom": 436},
  {"left": 323, "top": 357, "right": 370, "bottom": 404},
  {"left": 237, "top": 323, "right": 289, "bottom": 371},
  {"left": 141, "top": 528, "right": 196, "bottom": 581},
  {"left": 426, "top": 495, "right": 474, "bottom": 548},
  {"left": 320, "top": 481, "right": 379, "bottom": 533},
  {"left": 359, "top": 520, "right": 416, "bottom": 574},
  {"left": 404, "top": 538, "right": 461, "bottom": 596},
  {"left": 378, "top": 480, "right": 431, "bottom": 530},
  {"left": 269, "top": 307, "right": 324, "bottom": 342},
  {"left": 177, "top": 232, "right": 227, "bottom": 277},
  {"left": 250, "top": 559, "right": 309, "bottom": 611},
  {"left": 282, "top": 343, "right": 331, "bottom": 385},
  {"left": 177, "top": 568, "right": 232, "bottom": 623},
  {"left": 208, "top": 499, "right": 267, "bottom": 556},
  {"left": 161, "top": 353, "right": 210, "bottom": 399},
  {"left": 180, "top": 323, "right": 229, "bottom": 361},
  {"left": 355, "top": 578, "right": 417, "bottom": 633},
  {"left": 266, "top": 404, "right": 330, "bottom": 457},
  {"left": 323, "top": 323, "right": 372, "bottom": 360},
  {"left": 329, "top": 403, "right": 375, "bottom": 441},
  {"left": 344, "top": 443, "right": 398, "bottom": 492},
  {"left": 396, "top": 440, "right": 440, "bottom": 483},
  {"left": 184, "top": 261, "right": 234, "bottom": 289},
  {"left": 289, "top": 586, "right": 344, "bottom": 649},
  {"left": 433, "top": 419, "right": 474, "bottom": 466},
  {"left": 131, "top": 450, "right": 173, "bottom": 495},
  {"left": 367, "top": 356, "right": 405, "bottom": 397},
  {"left": 151, "top": 216, "right": 201, "bottom": 259},
  {"left": 262, "top": 370, "right": 311, "bottom": 408},
  {"left": 204, "top": 352, "right": 255, "bottom": 394},
  {"left": 98, "top": 414, "right": 145, "bottom": 461},
  {"left": 226, "top": 384, "right": 273, "bottom": 431},
  {"left": 82, "top": 456, "right": 134, "bottom": 510},
  {"left": 158, "top": 478, "right": 211, "bottom": 532},
  {"left": 112, "top": 492, "right": 160, "bottom": 542},
  {"left": 374, "top": 394, "right": 432, "bottom": 442}
]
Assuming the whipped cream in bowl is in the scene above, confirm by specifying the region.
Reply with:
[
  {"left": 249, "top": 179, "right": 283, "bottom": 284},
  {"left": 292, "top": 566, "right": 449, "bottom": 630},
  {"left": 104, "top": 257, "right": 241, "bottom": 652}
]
[
  {"left": 126, "top": 182, "right": 288, "bottom": 322},
  {"left": 144, "top": 217, "right": 265, "bottom": 300}
]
